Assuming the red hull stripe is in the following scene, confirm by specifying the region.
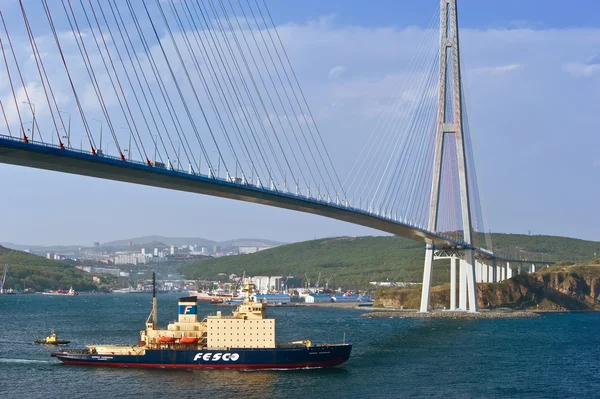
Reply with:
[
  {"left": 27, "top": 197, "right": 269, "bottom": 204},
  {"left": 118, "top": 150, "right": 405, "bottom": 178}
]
[{"left": 61, "top": 359, "right": 346, "bottom": 369}]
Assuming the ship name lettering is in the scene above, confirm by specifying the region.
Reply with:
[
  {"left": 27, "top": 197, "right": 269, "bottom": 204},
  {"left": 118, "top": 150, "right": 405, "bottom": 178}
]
[{"left": 193, "top": 352, "right": 240, "bottom": 362}]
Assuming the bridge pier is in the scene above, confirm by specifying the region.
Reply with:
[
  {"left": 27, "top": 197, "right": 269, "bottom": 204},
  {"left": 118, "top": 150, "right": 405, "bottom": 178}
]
[
  {"left": 459, "top": 258, "right": 467, "bottom": 310},
  {"left": 507, "top": 262, "right": 512, "bottom": 279},
  {"left": 518, "top": 263, "right": 523, "bottom": 274},
  {"left": 482, "top": 261, "right": 489, "bottom": 283},
  {"left": 450, "top": 256, "right": 457, "bottom": 310},
  {"left": 531, "top": 264, "right": 536, "bottom": 273},
  {"left": 419, "top": 247, "right": 435, "bottom": 312},
  {"left": 488, "top": 262, "right": 494, "bottom": 283},
  {"left": 496, "top": 262, "right": 501, "bottom": 282},
  {"left": 464, "top": 250, "right": 478, "bottom": 312}
]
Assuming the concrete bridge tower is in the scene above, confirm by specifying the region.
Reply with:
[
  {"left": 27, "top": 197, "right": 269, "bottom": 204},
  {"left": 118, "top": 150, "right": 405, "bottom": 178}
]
[{"left": 420, "top": 0, "right": 478, "bottom": 313}]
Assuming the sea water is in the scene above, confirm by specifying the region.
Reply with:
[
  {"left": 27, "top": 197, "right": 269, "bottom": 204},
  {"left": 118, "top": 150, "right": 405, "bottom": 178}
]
[{"left": 0, "top": 293, "right": 598, "bottom": 398}]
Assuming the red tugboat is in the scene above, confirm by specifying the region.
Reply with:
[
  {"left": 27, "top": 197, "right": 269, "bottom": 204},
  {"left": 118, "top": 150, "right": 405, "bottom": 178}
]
[{"left": 52, "top": 274, "right": 351, "bottom": 369}]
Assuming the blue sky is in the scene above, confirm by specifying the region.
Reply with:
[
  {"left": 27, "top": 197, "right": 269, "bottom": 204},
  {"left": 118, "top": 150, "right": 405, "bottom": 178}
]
[
  {"left": 0, "top": 0, "right": 598, "bottom": 246},
  {"left": 268, "top": 0, "right": 600, "bottom": 29}
]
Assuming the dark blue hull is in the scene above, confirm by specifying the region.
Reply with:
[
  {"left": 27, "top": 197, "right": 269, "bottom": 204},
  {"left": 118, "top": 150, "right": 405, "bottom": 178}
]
[{"left": 52, "top": 345, "right": 352, "bottom": 369}]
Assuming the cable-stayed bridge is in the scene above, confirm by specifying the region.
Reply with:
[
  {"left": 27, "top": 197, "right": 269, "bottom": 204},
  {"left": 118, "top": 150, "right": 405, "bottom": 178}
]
[{"left": 0, "top": 0, "right": 549, "bottom": 312}]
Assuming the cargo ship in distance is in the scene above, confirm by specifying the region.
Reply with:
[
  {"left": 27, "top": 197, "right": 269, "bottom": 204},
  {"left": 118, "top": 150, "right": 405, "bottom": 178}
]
[{"left": 52, "top": 275, "right": 351, "bottom": 369}]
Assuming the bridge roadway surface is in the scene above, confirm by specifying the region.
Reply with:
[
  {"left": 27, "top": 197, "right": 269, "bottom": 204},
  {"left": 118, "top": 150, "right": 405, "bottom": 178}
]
[{"left": 0, "top": 135, "right": 549, "bottom": 265}]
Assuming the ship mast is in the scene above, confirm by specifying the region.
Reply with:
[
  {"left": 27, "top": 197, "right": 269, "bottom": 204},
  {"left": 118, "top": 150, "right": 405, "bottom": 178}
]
[
  {"left": 152, "top": 272, "right": 157, "bottom": 328},
  {"left": 1, "top": 265, "right": 7, "bottom": 294}
]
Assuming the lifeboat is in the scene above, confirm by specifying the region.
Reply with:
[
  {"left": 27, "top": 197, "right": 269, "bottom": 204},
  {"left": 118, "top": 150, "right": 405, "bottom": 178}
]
[
  {"left": 158, "top": 336, "right": 176, "bottom": 343},
  {"left": 179, "top": 337, "right": 198, "bottom": 344}
]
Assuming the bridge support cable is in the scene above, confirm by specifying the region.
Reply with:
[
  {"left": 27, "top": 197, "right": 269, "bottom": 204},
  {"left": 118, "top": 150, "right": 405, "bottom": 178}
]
[
  {"left": 377, "top": 56, "right": 440, "bottom": 223},
  {"left": 342, "top": 7, "right": 439, "bottom": 207},
  {"left": 180, "top": 0, "right": 281, "bottom": 187},
  {"left": 17, "top": 3, "right": 75, "bottom": 150},
  {"left": 257, "top": 0, "right": 349, "bottom": 202},
  {"left": 196, "top": 0, "right": 294, "bottom": 190},
  {"left": 41, "top": 0, "right": 100, "bottom": 155},
  {"left": 362, "top": 32, "right": 439, "bottom": 220},
  {"left": 221, "top": 0, "right": 313, "bottom": 192},
  {"left": 209, "top": 1, "right": 302, "bottom": 192},
  {"left": 57, "top": 0, "right": 125, "bottom": 157},
  {"left": 241, "top": 0, "right": 337, "bottom": 201},
  {"left": 344, "top": 8, "right": 440, "bottom": 215},
  {"left": 78, "top": 0, "right": 152, "bottom": 165},
  {"left": 0, "top": 101, "right": 12, "bottom": 138},
  {"left": 163, "top": 0, "right": 250, "bottom": 180},
  {"left": 87, "top": 0, "right": 170, "bottom": 165},
  {"left": 150, "top": 0, "right": 270, "bottom": 178},
  {"left": 172, "top": 0, "right": 260, "bottom": 182},
  {"left": 0, "top": 12, "right": 48, "bottom": 146},
  {"left": 0, "top": 36, "right": 27, "bottom": 143},
  {"left": 121, "top": 0, "right": 208, "bottom": 172},
  {"left": 166, "top": 0, "right": 260, "bottom": 183},
  {"left": 94, "top": 0, "right": 169, "bottom": 166},
  {"left": 187, "top": 0, "right": 284, "bottom": 187},
  {"left": 461, "top": 76, "right": 493, "bottom": 252},
  {"left": 104, "top": 0, "right": 184, "bottom": 167},
  {"left": 62, "top": 0, "right": 147, "bottom": 163},
  {"left": 140, "top": 0, "right": 215, "bottom": 175},
  {"left": 371, "top": 60, "right": 437, "bottom": 219}
]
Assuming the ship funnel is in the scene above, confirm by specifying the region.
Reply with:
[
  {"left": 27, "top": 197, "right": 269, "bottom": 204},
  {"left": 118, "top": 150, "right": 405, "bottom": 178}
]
[{"left": 178, "top": 297, "right": 198, "bottom": 323}]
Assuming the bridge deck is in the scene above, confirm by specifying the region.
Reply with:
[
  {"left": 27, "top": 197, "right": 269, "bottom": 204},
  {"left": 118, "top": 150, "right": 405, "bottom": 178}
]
[{"left": 0, "top": 136, "right": 465, "bottom": 248}]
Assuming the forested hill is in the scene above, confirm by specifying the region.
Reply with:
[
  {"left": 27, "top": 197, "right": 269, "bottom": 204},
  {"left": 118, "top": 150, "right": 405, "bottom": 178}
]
[
  {"left": 179, "top": 234, "right": 599, "bottom": 289},
  {"left": 0, "top": 246, "right": 96, "bottom": 292}
]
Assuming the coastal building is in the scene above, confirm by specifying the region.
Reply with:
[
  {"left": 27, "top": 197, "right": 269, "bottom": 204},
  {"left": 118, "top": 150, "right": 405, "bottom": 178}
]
[
  {"left": 331, "top": 295, "right": 360, "bottom": 302},
  {"left": 247, "top": 276, "right": 283, "bottom": 292},
  {"left": 251, "top": 293, "right": 291, "bottom": 304},
  {"left": 75, "top": 265, "right": 92, "bottom": 273},
  {"left": 304, "top": 294, "right": 331, "bottom": 303},
  {"left": 114, "top": 253, "right": 147, "bottom": 265}
]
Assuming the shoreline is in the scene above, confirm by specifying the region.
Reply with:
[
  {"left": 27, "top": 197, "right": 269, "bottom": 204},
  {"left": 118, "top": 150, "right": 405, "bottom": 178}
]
[{"left": 361, "top": 309, "right": 540, "bottom": 319}]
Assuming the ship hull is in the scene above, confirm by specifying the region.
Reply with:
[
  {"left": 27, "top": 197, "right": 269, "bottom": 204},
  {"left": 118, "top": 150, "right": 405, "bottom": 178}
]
[{"left": 53, "top": 345, "right": 351, "bottom": 370}]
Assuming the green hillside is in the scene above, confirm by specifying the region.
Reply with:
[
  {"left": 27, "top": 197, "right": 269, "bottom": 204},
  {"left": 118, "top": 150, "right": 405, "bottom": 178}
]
[
  {"left": 0, "top": 246, "right": 97, "bottom": 292},
  {"left": 180, "top": 234, "right": 599, "bottom": 289}
]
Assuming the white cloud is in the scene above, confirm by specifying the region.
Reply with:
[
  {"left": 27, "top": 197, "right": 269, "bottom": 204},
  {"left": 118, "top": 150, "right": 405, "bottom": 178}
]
[
  {"left": 563, "top": 62, "right": 600, "bottom": 77},
  {"left": 470, "top": 63, "right": 524, "bottom": 74},
  {"left": 328, "top": 65, "right": 347, "bottom": 79}
]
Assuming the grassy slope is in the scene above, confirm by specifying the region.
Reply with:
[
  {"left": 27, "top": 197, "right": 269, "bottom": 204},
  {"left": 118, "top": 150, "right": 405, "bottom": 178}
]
[
  {"left": 0, "top": 246, "right": 96, "bottom": 292},
  {"left": 180, "top": 234, "right": 599, "bottom": 289}
]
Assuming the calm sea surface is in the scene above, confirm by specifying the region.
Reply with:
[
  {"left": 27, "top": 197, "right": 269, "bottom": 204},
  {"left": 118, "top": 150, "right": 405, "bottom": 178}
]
[{"left": 0, "top": 293, "right": 598, "bottom": 398}]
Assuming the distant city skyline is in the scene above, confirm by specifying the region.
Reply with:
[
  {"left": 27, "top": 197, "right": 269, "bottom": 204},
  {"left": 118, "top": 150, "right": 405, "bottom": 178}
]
[{"left": 0, "top": 1, "right": 598, "bottom": 245}]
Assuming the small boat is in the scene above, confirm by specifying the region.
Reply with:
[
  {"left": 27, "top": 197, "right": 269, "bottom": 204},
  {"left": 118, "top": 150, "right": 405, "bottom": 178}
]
[
  {"left": 42, "top": 286, "right": 78, "bottom": 296},
  {"left": 35, "top": 330, "right": 70, "bottom": 345}
]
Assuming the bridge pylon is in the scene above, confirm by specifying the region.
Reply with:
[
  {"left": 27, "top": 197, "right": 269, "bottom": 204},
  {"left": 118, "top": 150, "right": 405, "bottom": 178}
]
[{"left": 419, "top": 0, "right": 478, "bottom": 313}]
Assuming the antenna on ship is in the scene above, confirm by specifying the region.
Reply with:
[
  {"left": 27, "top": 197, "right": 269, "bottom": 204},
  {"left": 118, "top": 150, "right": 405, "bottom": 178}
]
[{"left": 152, "top": 272, "right": 157, "bottom": 328}]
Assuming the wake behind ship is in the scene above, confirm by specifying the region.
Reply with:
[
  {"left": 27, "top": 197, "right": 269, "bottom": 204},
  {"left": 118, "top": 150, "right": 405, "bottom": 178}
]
[{"left": 52, "top": 276, "right": 351, "bottom": 369}]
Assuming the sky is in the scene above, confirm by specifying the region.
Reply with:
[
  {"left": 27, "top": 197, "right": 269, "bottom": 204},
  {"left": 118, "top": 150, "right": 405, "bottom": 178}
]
[{"left": 0, "top": 0, "right": 599, "bottom": 246}]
